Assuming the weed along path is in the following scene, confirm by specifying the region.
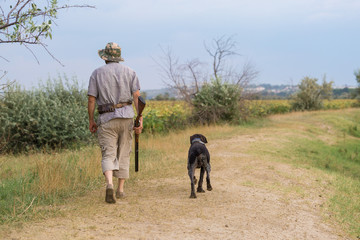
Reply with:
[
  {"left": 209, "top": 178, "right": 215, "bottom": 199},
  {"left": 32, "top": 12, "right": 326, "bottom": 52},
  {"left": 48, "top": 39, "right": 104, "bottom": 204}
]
[{"left": 3, "top": 110, "right": 358, "bottom": 240}]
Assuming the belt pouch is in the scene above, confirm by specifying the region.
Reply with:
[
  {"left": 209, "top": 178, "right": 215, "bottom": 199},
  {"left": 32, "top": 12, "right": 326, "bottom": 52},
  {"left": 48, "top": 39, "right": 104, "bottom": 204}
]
[{"left": 98, "top": 103, "right": 115, "bottom": 114}]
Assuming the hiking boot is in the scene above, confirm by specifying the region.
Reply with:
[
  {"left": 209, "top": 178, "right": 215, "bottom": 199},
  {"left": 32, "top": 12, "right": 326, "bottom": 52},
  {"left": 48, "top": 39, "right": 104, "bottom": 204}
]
[
  {"left": 116, "top": 191, "right": 125, "bottom": 199},
  {"left": 105, "top": 185, "right": 116, "bottom": 204}
]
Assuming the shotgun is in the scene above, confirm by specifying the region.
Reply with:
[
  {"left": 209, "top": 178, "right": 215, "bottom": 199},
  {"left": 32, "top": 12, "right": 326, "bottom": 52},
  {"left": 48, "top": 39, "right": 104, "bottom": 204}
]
[{"left": 134, "top": 96, "right": 146, "bottom": 172}]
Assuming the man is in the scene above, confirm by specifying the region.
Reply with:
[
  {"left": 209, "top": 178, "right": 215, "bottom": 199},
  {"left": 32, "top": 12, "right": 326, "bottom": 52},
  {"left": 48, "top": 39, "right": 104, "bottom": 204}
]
[{"left": 87, "top": 42, "right": 143, "bottom": 203}]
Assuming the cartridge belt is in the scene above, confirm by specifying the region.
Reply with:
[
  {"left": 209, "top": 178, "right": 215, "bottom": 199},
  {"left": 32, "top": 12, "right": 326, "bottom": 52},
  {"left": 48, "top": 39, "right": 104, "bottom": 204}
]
[{"left": 98, "top": 102, "right": 131, "bottom": 114}]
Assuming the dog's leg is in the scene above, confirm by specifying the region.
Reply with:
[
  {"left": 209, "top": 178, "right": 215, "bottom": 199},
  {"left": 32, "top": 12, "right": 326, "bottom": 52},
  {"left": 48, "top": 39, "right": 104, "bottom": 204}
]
[
  {"left": 206, "top": 163, "right": 213, "bottom": 191},
  {"left": 188, "top": 165, "right": 197, "bottom": 198},
  {"left": 197, "top": 167, "right": 205, "bottom": 193}
]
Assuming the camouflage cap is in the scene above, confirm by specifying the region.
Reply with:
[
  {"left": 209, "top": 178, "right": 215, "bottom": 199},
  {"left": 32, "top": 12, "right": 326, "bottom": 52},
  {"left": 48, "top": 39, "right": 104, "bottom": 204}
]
[{"left": 98, "top": 42, "right": 124, "bottom": 62}]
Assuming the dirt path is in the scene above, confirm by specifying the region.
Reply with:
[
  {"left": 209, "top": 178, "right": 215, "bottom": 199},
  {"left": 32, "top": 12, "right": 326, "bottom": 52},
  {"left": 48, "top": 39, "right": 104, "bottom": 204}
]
[{"left": 3, "top": 129, "right": 350, "bottom": 240}]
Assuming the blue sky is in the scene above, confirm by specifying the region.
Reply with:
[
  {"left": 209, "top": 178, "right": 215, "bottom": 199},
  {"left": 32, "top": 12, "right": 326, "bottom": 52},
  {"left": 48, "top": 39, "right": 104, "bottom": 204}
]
[{"left": 1, "top": 0, "right": 360, "bottom": 90}]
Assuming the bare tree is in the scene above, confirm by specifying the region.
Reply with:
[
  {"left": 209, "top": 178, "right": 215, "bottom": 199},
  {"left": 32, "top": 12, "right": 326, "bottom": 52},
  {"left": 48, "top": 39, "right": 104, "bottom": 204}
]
[
  {"left": 204, "top": 35, "right": 238, "bottom": 80},
  {"left": 156, "top": 35, "right": 258, "bottom": 102},
  {"left": 154, "top": 46, "right": 205, "bottom": 103},
  {"left": 204, "top": 35, "right": 258, "bottom": 88}
]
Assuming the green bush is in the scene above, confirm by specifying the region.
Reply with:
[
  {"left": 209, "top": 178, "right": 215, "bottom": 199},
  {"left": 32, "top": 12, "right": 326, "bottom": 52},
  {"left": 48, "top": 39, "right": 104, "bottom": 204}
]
[
  {"left": 291, "top": 76, "right": 333, "bottom": 111},
  {"left": 355, "top": 69, "right": 360, "bottom": 100},
  {"left": 192, "top": 78, "right": 242, "bottom": 124},
  {"left": 0, "top": 75, "right": 92, "bottom": 153}
]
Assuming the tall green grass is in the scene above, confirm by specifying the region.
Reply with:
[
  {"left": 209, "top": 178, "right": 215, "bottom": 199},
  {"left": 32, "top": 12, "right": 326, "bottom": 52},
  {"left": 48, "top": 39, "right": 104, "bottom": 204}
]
[
  {"left": 0, "top": 146, "right": 102, "bottom": 223},
  {"left": 295, "top": 137, "right": 360, "bottom": 236},
  {"left": 293, "top": 139, "right": 359, "bottom": 179}
]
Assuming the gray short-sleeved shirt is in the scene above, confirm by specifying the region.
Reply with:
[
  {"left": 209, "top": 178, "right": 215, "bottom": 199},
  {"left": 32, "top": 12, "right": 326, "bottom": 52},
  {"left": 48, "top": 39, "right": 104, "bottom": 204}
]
[{"left": 88, "top": 62, "right": 141, "bottom": 125}]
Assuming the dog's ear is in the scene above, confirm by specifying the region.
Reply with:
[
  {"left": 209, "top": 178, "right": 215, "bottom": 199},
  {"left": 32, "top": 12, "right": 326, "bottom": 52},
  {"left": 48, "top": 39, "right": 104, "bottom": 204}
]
[{"left": 199, "top": 134, "right": 208, "bottom": 143}]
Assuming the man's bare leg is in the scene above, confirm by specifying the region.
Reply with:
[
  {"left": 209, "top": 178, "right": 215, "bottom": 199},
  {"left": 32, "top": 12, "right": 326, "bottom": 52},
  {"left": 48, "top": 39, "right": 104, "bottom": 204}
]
[
  {"left": 104, "top": 170, "right": 116, "bottom": 203},
  {"left": 116, "top": 178, "right": 125, "bottom": 198},
  {"left": 104, "top": 170, "right": 113, "bottom": 187}
]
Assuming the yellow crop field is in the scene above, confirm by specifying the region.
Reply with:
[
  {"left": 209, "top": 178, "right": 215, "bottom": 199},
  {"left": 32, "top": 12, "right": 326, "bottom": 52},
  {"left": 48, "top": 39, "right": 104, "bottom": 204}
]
[
  {"left": 142, "top": 101, "right": 191, "bottom": 133},
  {"left": 140, "top": 99, "right": 359, "bottom": 133},
  {"left": 323, "top": 99, "right": 359, "bottom": 109}
]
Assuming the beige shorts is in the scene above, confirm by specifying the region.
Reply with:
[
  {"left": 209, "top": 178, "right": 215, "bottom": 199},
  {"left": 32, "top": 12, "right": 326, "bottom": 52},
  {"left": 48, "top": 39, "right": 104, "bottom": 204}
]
[{"left": 97, "top": 118, "right": 133, "bottom": 179}]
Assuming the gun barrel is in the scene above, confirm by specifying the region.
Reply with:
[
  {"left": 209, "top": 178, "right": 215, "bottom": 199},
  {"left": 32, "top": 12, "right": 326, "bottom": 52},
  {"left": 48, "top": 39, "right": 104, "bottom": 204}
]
[
  {"left": 135, "top": 139, "right": 139, "bottom": 172},
  {"left": 134, "top": 96, "right": 146, "bottom": 172}
]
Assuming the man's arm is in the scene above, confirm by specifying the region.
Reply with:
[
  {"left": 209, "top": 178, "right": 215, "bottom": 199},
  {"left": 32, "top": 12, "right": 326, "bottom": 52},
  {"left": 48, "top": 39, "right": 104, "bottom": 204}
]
[
  {"left": 88, "top": 95, "right": 97, "bottom": 133},
  {"left": 133, "top": 90, "right": 143, "bottom": 134}
]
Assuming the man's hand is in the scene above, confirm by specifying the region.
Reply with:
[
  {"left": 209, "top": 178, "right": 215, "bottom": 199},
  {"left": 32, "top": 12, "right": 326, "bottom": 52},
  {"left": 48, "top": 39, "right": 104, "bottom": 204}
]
[
  {"left": 133, "top": 116, "right": 143, "bottom": 135},
  {"left": 89, "top": 120, "right": 98, "bottom": 133}
]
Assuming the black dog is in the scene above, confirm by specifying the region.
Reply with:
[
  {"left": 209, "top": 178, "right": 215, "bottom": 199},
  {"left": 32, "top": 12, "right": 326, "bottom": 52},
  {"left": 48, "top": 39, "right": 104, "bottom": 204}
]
[{"left": 187, "top": 134, "right": 212, "bottom": 198}]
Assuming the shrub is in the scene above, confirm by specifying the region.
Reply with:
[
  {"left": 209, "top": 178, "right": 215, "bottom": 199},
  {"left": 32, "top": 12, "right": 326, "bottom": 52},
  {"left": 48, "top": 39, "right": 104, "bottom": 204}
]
[
  {"left": 0, "top": 75, "right": 92, "bottom": 153},
  {"left": 192, "top": 78, "right": 242, "bottom": 124},
  {"left": 291, "top": 76, "right": 333, "bottom": 111},
  {"left": 355, "top": 69, "right": 360, "bottom": 100}
]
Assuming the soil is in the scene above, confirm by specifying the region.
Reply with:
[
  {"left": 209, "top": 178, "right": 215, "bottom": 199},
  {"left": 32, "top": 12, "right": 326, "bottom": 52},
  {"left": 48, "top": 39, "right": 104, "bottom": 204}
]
[{"left": 2, "top": 130, "right": 352, "bottom": 240}]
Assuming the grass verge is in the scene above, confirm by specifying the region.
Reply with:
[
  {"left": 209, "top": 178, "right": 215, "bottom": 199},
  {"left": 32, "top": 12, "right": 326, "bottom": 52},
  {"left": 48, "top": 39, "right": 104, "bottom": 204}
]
[
  {"left": 249, "top": 109, "right": 360, "bottom": 237},
  {"left": 0, "top": 147, "right": 103, "bottom": 223}
]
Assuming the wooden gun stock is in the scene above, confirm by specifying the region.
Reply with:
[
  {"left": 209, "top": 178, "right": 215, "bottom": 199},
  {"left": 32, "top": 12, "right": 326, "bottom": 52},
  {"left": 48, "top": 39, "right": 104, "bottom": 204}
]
[{"left": 134, "top": 96, "right": 146, "bottom": 172}]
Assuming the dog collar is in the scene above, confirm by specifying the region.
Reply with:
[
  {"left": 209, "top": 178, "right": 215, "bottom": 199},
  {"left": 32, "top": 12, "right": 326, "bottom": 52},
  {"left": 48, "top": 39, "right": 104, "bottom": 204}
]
[{"left": 191, "top": 138, "right": 205, "bottom": 145}]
